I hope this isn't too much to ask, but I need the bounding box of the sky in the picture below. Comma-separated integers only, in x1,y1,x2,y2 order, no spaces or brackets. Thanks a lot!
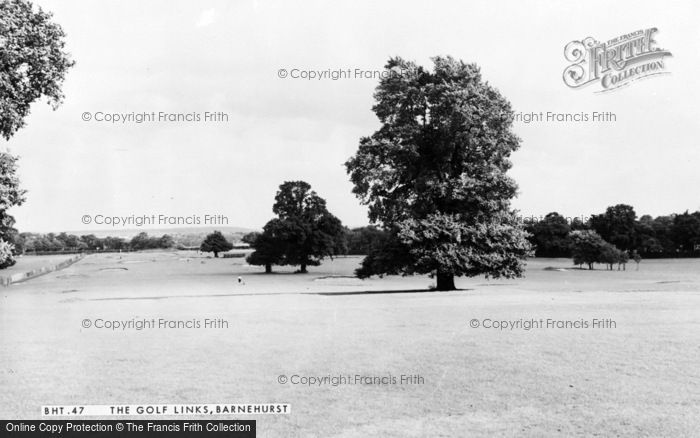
5,0,700,233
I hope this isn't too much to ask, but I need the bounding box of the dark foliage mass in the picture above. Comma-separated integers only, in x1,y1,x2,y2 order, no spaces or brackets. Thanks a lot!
199,230,233,257
525,205,700,259
0,0,75,140
246,181,346,273
345,56,531,290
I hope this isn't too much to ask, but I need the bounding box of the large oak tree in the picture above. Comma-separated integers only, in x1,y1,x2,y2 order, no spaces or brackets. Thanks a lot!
247,181,345,273
345,56,531,290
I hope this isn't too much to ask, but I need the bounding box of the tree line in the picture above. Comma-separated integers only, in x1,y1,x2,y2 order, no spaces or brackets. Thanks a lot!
13,232,175,255
526,205,700,259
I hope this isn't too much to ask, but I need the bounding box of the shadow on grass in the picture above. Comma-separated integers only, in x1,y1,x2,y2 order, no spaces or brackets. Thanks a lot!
316,288,471,296
87,288,471,301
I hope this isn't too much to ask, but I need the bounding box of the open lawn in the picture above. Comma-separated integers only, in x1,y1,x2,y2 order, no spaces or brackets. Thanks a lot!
1,252,699,437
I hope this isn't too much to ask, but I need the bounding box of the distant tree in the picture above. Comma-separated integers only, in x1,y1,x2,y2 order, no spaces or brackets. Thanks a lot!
617,249,629,271
345,56,531,290
569,230,608,270
129,232,149,251
80,234,102,250
344,226,389,255
631,250,642,270
590,204,637,251
526,212,572,257
598,242,624,271
650,215,676,256
570,217,590,231
0,0,75,140
635,215,662,256
103,236,126,251
158,234,175,249
262,181,345,273
199,230,233,257
671,211,700,254
56,232,80,249
241,232,259,246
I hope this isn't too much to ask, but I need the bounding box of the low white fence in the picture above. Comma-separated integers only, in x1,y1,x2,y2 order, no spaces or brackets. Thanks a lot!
0,254,86,287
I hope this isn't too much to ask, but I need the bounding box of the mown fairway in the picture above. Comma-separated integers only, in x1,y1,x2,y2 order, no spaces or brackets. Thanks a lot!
1,252,699,437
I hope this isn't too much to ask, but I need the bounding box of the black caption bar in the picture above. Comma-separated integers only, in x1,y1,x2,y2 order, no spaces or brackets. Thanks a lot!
0,421,255,438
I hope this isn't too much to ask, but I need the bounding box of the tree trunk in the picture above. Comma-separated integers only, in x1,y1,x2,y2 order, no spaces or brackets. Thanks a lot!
436,273,456,291
214,251,219,258
588,263,593,270
265,263,272,273
299,263,307,273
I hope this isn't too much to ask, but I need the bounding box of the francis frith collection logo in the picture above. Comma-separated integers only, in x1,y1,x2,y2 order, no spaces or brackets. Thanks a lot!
563,28,672,92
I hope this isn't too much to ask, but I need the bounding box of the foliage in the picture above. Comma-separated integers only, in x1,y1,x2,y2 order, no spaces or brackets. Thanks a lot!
344,226,389,255
525,212,572,257
0,0,75,139
248,181,345,273
569,230,628,270
17,231,176,253
199,231,233,257
244,226,283,273
0,239,16,268
671,211,700,253
0,153,26,258
569,230,608,269
524,207,700,260
589,204,637,251
345,56,531,289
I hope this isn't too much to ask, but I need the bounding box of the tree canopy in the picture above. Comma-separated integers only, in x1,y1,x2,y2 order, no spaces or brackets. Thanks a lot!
1,0,75,139
247,181,345,273
200,231,233,257
569,230,628,270
345,56,531,290
589,204,637,251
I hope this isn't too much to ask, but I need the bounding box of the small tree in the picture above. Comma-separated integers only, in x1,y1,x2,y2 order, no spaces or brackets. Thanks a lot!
569,230,607,270
598,242,621,271
617,250,629,271
631,250,642,270
200,231,233,257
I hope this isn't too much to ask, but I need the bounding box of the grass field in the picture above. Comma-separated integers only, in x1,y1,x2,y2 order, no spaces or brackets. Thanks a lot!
1,252,699,437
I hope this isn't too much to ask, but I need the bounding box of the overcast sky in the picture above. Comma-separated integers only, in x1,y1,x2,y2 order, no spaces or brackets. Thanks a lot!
5,0,699,233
